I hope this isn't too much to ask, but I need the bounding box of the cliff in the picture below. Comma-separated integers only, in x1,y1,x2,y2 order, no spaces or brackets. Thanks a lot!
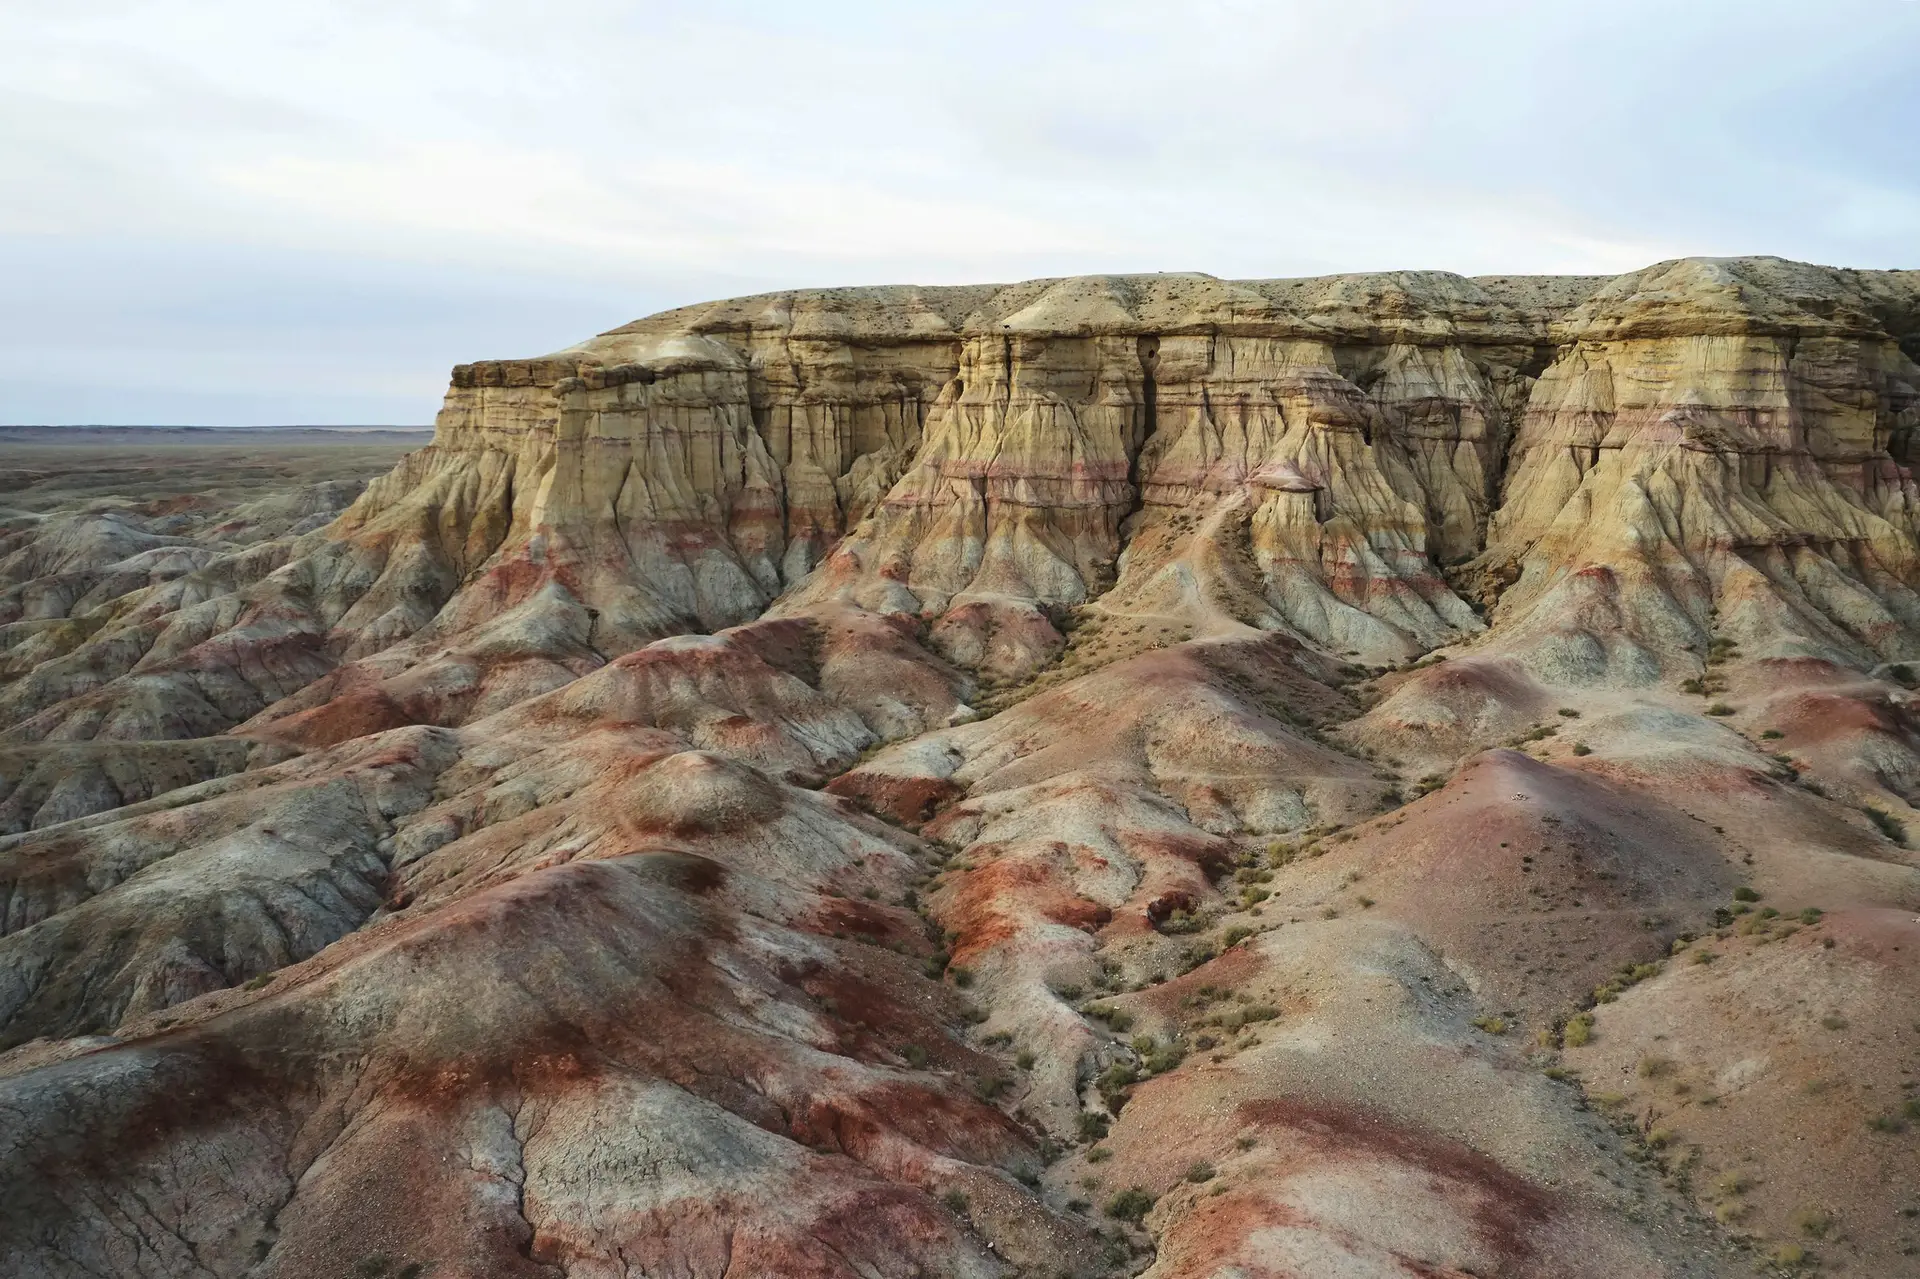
4,256,1920,1279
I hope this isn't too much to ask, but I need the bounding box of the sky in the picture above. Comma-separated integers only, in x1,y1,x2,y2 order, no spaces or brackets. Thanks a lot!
3,0,1918,426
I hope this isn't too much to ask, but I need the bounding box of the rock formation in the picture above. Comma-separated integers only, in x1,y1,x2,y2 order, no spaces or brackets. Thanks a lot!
4,257,1920,1277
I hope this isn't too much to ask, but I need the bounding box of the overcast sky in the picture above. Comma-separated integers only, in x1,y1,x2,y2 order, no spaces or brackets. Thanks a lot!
4,0,1918,425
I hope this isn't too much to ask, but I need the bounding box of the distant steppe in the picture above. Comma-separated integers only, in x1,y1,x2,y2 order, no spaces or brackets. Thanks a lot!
0,425,432,517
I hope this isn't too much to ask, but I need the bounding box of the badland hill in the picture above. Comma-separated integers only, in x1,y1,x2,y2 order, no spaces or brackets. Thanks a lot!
4,256,1920,1277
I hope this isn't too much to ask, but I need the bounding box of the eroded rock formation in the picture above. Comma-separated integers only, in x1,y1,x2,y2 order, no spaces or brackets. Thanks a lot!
5,257,1920,1278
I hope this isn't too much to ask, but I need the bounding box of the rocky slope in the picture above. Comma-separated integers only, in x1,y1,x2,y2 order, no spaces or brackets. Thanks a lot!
4,257,1920,1278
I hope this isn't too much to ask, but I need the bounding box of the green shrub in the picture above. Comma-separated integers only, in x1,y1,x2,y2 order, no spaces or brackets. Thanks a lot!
1571,742,1592,756
943,1189,970,1213
1705,703,1736,716
1760,728,1784,739
1563,1013,1594,1047
1078,1112,1110,1141
1732,886,1760,902
1105,1187,1156,1222
1558,707,1581,718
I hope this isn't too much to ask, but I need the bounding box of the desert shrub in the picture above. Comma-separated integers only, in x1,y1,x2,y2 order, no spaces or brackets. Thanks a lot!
1680,678,1705,694
244,972,275,991
1705,703,1736,716
1105,1187,1155,1222
1472,1015,1508,1035
943,1190,970,1213
1159,909,1205,935
949,966,974,988
1760,728,1784,739
1222,925,1255,948
1791,1205,1833,1238
1016,1050,1036,1069
1866,807,1908,846
1820,1014,1848,1031
1077,1111,1109,1141
1637,1054,1673,1079
1185,1160,1215,1183
902,1044,928,1068
1571,742,1592,756
1558,707,1581,718
1086,1144,1113,1163
1562,1013,1594,1047
1732,886,1760,902
1798,907,1823,924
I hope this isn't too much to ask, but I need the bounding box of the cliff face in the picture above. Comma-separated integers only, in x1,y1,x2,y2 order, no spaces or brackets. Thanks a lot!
347,257,1920,682
6,258,1920,1279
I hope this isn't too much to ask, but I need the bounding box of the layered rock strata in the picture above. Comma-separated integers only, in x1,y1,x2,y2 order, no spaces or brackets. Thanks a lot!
5,257,1920,1278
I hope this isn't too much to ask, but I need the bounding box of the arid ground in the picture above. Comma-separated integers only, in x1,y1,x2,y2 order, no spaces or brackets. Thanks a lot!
2,260,1919,1279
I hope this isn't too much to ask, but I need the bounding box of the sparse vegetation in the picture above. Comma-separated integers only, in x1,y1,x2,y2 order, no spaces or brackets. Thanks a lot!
1791,1205,1834,1239
1571,742,1592,756
1705,703,1736,716
1866,806,1909,846
1105,1187,1155,1222
1562,1013,1594,1047
1184,1160,1215,1183
1471,1015,1508,1035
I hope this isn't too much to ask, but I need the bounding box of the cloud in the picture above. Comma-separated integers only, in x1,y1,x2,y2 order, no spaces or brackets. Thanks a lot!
1,0,1916,423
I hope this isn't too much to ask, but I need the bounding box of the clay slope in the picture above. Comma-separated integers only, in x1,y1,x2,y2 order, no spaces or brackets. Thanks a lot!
4,256,1920,1278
